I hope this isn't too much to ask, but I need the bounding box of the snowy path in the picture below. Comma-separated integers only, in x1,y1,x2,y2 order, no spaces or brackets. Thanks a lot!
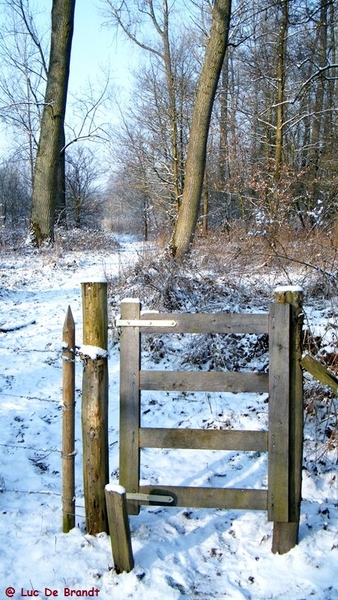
0,244,337,600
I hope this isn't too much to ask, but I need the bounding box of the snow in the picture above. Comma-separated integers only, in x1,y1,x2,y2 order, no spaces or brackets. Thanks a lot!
81,278,108,284
105,483,127,496
79,345,108,360
0,239,337,600
274,285,304,293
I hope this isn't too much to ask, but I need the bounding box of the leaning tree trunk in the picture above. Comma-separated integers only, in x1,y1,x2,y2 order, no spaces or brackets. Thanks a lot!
170,0,232,257
275,0,288,180
30,0,75,246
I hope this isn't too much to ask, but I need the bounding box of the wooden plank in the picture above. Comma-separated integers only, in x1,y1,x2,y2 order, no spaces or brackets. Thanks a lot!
119,299,141,515
140,370,269,393
105,484,134,574
139,312,268,334
268,302,290,523
138,485,268,511
300,353,338,395
272,288,304,554
139,427,268,452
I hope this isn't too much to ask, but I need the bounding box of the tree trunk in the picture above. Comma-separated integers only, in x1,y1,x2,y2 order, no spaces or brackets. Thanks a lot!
275,0,288,179
55,127,67,226
162,1,181,213
170,0,232,257
30,0,75,246
310,0,328,181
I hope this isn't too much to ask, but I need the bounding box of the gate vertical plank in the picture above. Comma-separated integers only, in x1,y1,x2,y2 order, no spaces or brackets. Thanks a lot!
268,302,290,523
272,287,304,554
119,299,141,515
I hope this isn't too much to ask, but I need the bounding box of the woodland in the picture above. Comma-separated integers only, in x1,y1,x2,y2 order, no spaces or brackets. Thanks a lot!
0,2,337,595
0,0,337,254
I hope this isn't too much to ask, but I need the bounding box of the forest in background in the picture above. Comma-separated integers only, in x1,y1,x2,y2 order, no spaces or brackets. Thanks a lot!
0,0,337,537
0,0,337,247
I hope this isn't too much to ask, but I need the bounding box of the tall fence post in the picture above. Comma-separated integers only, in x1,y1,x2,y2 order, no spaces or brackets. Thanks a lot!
62,306,75,533
81,281,109,535
271,286,304,554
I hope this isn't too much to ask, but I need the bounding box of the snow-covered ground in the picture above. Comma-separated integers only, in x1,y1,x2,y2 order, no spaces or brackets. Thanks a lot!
0,237,337,600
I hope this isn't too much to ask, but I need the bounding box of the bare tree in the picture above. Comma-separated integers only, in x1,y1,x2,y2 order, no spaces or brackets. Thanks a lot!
102,0,186,213
30,0,76,246
170,0,232,257
0,0,48,186
65,145,104,229
0,160,30,231
275,0,288,180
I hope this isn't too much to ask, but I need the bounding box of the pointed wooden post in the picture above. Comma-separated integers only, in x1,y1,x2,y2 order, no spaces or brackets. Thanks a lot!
81,281,109,535
271,286,304,554
62,306,76,533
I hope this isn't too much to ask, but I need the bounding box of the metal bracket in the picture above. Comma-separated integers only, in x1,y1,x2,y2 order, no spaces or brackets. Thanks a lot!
126,493,174,504
115,319,176,328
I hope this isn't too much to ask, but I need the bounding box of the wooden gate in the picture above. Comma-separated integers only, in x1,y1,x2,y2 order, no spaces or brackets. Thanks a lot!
114,287,303,556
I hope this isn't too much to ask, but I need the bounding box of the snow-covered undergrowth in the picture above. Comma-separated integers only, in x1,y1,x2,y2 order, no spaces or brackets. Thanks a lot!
0,231,337,599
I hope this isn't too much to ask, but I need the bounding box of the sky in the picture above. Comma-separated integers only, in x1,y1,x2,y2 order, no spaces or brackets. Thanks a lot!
0,0,137,159
70,0,135,97
66,0,134,154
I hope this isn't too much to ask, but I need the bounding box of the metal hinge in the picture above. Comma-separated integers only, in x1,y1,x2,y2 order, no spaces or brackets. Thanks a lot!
126,493,174,504
115,318,176,328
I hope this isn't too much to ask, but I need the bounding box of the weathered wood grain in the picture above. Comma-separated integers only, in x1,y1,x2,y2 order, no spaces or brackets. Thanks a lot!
139,311,269,334
119,299,141,515
139,427,268,451
139,485,268,511
268,302,290,523
271,288,304,555
105,484,134,574
140,370,269,393
81,282,109,534
62,305,75,533
300,353,338,395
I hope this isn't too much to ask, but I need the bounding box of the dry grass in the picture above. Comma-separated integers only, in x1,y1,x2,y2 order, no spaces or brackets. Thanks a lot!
109,226,337,466
193,226,337,293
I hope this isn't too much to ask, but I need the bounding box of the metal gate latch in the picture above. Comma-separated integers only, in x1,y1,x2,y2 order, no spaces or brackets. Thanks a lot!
115,319,176,328
126,493,174,504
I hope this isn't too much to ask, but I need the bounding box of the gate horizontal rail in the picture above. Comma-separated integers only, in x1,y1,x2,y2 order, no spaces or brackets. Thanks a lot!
140,370,269,393
139,427,268,451
117,311,269,334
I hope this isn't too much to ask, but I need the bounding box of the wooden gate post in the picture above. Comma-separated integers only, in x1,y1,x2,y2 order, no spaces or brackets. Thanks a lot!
81,281,109,535
62,306,75,533
119,299,141,516
105,484,134,573
271,286,304,554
